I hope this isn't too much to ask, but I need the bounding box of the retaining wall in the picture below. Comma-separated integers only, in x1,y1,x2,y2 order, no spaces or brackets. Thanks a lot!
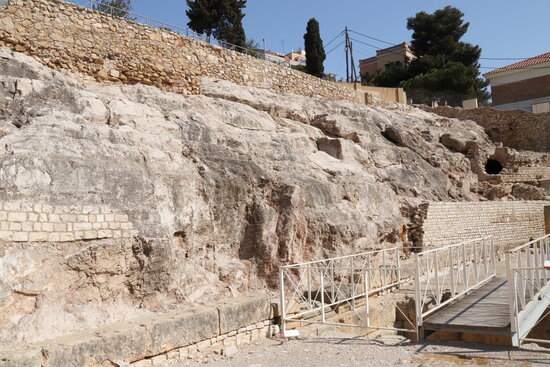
421,106,550,152
501,166,550,183
420,201,550,247
0,0,365,104
0,295,272,367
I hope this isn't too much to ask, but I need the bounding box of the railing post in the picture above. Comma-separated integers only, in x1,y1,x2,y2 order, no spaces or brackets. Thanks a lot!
434,251,440,305
505,253,516,332
449,247,456,295
473,240,479,283
364,270,370,327
330,261,335,303
414,253,422,328
279,266,286,334
491,237,497,275
307,265,312,308
351,257,355,309
396,249,401,286
482,238,488,278
462,242,468,291
382,249,387,287
320,270,325,323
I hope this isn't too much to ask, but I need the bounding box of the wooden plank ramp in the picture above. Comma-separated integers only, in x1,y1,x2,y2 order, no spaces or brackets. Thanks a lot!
423,277,513,335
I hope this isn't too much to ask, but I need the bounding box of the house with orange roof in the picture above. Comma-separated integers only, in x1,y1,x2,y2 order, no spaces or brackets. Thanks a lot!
484,52,550,113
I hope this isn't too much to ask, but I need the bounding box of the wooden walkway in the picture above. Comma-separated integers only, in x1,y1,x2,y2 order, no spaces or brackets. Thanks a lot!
423,277,513,335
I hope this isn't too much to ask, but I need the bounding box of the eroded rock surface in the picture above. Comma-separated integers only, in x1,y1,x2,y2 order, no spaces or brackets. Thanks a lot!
0,50,497,345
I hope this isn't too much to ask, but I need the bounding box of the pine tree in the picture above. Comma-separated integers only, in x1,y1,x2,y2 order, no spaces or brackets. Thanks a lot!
186,0,247,49
303,18,326,78
403,6,489,105
93,0,133,20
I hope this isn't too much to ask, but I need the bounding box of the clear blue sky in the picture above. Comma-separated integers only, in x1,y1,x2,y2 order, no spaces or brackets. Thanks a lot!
76,0,550,80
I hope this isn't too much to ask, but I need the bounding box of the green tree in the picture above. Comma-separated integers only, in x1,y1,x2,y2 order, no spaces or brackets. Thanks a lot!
93,0,133,19
403,6,489,105
186,0,247,48
364,61,411,87
303,18,326,78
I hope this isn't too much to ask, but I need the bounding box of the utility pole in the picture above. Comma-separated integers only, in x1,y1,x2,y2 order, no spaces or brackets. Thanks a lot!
345,27,350,83
344,27,358,83
263,39,267,61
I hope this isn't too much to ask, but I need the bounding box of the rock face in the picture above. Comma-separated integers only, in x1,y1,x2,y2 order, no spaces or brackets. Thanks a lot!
0,49,495,346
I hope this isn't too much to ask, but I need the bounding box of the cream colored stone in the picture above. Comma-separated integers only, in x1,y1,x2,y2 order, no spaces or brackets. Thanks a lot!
0,231,14,241
59,232,75,241
13,232,29,242
8,212,27,222
48,232,60,242
60,214,77,222
29,232,48,242
48,214,61,222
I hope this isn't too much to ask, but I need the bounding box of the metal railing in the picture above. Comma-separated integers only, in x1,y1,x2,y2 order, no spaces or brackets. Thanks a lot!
414,236,496,328
71,0,265,58
279,236,497,338
279,246,414,334
506,234,550,346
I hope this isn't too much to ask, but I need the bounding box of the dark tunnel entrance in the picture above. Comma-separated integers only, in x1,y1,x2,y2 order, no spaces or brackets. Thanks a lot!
485,159,503,175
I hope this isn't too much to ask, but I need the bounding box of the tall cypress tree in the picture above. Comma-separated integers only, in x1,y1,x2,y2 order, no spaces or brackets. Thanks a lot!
186,0,247,48
303,18,326,78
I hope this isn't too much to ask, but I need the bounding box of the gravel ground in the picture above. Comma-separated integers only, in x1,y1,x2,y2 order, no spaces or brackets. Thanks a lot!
172,329,550,367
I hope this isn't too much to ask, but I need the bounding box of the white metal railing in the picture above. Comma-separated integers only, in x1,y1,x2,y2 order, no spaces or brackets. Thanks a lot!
279,246,415,334
506,234,550,346
414,236,496,327
279,236,497,337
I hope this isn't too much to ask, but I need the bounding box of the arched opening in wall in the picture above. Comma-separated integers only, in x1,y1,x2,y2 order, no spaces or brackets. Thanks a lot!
485,159,503,175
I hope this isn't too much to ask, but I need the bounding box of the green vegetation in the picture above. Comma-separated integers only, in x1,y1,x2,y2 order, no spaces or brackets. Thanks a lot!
92,0,133,19
367,6,489,106
186,0,247,49
303,18,326,78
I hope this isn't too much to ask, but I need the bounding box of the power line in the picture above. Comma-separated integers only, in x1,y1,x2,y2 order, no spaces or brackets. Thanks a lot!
324,30,345,48
326,40,345,55
480,57,530,60
348,29,397,46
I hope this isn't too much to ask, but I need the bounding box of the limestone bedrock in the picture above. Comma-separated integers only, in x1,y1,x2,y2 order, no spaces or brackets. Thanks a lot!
0,49,494,346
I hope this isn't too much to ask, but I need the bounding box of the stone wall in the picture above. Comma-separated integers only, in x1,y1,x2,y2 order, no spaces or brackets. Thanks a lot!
419,201,550,247
0,0,365,104
0,202,135,242
0,295,273,367
421,106,550,152
501,166,550,183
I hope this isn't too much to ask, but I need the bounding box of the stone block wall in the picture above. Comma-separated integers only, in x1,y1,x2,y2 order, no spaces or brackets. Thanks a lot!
0,0,365,105
419,201,550,247
501,166,550,183
0,295,273,367
421,106,550,152
0,202,136,242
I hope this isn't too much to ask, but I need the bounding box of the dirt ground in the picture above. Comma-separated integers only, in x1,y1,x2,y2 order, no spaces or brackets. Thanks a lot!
173,329,550,367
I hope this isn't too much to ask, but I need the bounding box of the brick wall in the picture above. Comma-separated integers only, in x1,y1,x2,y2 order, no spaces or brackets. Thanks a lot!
0,202,136,242
420,201,550,246
492,74,550,106
421,106,550,152
0,0,366,105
